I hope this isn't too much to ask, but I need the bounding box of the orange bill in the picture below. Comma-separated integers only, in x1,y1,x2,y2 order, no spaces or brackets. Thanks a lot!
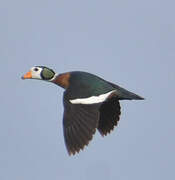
21,71,32,79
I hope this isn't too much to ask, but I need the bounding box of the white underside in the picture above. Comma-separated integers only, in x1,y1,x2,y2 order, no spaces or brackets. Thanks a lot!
69,90,116,104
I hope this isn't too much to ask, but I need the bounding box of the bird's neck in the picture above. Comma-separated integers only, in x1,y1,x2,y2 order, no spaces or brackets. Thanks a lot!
52,73,70,89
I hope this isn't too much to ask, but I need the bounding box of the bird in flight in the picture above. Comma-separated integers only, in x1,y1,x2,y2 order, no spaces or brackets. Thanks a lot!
22,66,144,155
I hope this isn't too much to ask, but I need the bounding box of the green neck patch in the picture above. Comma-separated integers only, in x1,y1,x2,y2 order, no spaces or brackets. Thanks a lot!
41,67,55,80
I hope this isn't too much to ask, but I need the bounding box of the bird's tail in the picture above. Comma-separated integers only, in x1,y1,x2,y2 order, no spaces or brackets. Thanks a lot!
108,82,144,100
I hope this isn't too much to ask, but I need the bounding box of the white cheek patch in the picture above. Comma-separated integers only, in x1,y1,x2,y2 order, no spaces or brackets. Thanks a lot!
69,90,116,104
31,67,42,79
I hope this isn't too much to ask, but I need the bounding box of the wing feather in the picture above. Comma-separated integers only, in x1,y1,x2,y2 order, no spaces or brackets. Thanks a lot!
98,96,121,136
63,97,99,155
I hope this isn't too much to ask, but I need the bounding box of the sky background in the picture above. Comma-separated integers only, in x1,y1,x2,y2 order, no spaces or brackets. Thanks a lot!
1,0,175,179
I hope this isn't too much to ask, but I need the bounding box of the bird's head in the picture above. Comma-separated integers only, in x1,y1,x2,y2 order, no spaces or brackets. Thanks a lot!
22,66,57,81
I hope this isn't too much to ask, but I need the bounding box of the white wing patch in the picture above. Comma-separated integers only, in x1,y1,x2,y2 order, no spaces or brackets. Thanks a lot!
69,90,116,104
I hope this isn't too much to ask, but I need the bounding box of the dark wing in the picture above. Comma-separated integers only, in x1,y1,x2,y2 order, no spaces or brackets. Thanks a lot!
63,96,100,155
98,95,121,136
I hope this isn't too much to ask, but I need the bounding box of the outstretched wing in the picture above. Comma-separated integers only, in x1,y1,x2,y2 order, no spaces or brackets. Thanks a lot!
63,96,100,155
98,95,121,136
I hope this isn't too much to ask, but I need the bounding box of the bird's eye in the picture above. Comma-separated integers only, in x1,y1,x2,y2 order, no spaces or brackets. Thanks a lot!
34,68,39,72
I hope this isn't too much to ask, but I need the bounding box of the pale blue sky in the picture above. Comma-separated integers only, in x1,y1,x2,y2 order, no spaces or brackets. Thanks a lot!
1,0,175,179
